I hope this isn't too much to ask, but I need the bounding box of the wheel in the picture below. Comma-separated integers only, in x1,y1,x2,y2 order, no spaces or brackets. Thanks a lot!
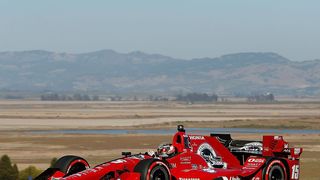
134,159,170,180
263,160,287,180
53,155,90,176
149,165,169,180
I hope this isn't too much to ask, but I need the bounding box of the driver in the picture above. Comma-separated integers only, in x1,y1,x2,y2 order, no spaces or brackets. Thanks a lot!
157,143,176,158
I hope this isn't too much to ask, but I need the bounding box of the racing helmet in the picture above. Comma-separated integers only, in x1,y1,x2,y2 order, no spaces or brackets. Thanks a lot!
157,143,176,157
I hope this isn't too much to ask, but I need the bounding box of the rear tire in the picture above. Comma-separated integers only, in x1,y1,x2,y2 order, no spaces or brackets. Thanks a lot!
263,160,287,180
54,155,89,176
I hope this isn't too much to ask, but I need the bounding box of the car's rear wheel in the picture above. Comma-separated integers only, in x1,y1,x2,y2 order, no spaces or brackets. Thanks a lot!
263,160,287,180
134,159,170,180
268,165,284,180
54,155,90,176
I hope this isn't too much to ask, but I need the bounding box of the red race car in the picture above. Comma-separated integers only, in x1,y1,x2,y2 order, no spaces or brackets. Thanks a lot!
36,125,302,180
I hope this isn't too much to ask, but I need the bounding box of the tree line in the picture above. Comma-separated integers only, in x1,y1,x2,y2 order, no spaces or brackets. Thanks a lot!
175,93,218,103
41,93,99,101
39,92,275,103
0,154,57,180
247,93,275,102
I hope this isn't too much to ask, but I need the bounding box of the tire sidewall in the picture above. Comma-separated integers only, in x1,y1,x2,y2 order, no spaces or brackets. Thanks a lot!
263,159,287,180
54,155,89,175
134,159,170,180
147,161,170,180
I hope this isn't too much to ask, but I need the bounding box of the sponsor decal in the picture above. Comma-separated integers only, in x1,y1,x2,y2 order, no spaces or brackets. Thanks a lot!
219,177,240,180
283,148,290,153
179,178,200,180
202,168,216,173
197,143,220,167
245,158,265,169
191,164,198,169
197,143,217,158
230,177,240,180
171,163,177,168
111,159,126,164
127,155,145,160
251,178,260,180
294,148,301,155
247,158,265,163
291,165,300,179
283,144,290,152
274,136,282,140
181,161,191,164
180,156,191,161
189,135,205,140
182,169,192,172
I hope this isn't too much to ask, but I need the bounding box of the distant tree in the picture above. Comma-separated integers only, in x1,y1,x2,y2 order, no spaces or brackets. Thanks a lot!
73,93,82,101
12,164,19,179
50,157,58,168
41,93,60,101
0,155,19,180
92,95,100,101
41,93,99,101
247,92,275,102
176,93,218,103
110,96,122,101
19,166,42,180
59,95,67,101
4,95,23,100
82,94,91,101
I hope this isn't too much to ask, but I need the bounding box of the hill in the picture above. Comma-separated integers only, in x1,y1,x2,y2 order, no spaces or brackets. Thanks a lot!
0,50,319,95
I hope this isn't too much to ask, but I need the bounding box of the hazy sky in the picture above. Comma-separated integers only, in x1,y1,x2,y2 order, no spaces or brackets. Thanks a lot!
0,0,319,61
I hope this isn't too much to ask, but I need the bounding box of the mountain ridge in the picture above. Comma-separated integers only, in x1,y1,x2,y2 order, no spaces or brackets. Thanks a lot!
0,50,319,96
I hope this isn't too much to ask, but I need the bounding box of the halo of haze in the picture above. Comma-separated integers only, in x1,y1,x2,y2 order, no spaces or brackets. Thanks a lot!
0,0,319,61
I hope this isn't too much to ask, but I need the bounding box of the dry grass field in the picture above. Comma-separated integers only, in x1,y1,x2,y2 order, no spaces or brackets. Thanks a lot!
0,100,319,179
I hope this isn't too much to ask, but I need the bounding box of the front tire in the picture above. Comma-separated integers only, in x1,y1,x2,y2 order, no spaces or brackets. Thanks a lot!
134,159,170,180
54,155,90,176
149,164,169,180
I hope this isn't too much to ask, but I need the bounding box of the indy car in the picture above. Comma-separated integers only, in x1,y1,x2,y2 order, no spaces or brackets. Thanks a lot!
36,125,302,180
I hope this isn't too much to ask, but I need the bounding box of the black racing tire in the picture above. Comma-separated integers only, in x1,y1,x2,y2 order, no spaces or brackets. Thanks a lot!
134,159,170,180
54,155,90,176
263,159,287,180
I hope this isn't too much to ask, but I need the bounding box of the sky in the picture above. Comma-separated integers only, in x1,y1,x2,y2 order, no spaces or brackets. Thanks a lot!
0,0,319,61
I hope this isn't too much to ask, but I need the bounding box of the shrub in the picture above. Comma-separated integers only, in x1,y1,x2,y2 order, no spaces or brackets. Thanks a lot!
0,155,19,180
19,166,42,180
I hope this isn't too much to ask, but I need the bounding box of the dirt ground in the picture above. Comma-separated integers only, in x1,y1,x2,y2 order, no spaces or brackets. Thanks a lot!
0,100,319,179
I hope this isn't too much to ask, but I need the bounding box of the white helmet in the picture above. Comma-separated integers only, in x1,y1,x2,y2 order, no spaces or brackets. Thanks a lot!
157,143,175,157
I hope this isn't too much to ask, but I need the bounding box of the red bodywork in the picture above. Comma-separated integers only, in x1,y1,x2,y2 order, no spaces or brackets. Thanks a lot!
37,127,302,180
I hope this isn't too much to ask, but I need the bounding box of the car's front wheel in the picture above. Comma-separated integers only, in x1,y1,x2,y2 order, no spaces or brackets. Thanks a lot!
54,155,90,176
149,164,169,180
134,159,170,180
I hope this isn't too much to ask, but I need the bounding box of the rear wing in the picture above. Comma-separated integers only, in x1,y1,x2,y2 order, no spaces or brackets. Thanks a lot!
262,135,302,159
